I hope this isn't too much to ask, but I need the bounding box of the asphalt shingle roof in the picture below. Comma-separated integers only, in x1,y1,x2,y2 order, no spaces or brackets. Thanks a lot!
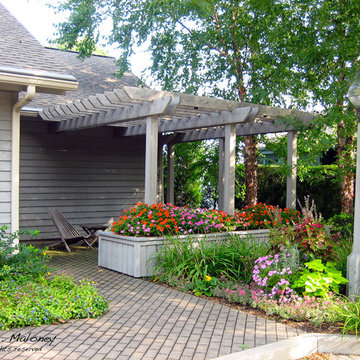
0,2,68,75
28,48,140,108
0,2,140,109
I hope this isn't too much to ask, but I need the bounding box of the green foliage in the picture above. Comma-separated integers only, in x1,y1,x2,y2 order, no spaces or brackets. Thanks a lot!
0,245,50,284
327,213,354,239
335,297,360,336
172,141,215,208
255,295,343,327
0,225,39,259
334,237,353,280
0,225,47,283
293,259,348,299
256,165,342,218
297,167,342,219
268,218,341,263
193,275,218,296
154,234,269,285
292,219,340,262
0,274,108,330
0,225,108,330
53,0,360,213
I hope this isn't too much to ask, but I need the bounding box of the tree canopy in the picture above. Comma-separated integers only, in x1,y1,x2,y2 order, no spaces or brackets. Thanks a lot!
53,0,360,213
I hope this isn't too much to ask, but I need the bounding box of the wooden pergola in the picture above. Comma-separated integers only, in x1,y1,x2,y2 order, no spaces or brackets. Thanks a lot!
40,86,315,213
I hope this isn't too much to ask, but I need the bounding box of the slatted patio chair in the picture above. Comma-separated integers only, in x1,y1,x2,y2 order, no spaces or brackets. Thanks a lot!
47,208,92,252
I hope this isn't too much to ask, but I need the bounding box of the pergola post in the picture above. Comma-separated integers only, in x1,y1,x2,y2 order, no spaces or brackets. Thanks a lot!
145,116,159,204
167,143,175,204
157,140,164,204
218,138,225,211
286,130,298,209
348,121,360,296
223,124,236,214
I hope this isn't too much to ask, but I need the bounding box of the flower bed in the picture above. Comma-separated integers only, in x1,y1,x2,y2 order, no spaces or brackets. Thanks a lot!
111,202,300,237
99,203,300,277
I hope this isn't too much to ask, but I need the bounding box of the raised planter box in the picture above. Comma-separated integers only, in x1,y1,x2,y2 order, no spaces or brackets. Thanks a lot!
98,229,270,278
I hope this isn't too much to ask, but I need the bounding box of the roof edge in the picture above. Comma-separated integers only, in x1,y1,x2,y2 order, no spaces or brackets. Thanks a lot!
0,65,78,94
0,65,77,82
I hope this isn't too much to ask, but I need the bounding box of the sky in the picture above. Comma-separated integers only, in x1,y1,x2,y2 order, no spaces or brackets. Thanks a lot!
0,0,147,77
1,0,66,45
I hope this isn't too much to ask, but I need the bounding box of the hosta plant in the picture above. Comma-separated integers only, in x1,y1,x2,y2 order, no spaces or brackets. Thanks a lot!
292,259,348,299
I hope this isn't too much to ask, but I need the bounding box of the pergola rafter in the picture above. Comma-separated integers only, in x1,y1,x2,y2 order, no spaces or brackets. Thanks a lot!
39,86,316,213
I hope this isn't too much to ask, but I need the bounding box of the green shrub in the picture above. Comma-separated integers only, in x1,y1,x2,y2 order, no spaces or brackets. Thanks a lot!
0,225,39,261
0,274,108,330
269,219,341,263
327,213,354,238
250,165,342,219
1,245,50,283
0,225,49,283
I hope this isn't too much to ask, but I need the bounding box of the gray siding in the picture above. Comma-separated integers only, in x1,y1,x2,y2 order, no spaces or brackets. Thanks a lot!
0,92,13,227
20,119,145,239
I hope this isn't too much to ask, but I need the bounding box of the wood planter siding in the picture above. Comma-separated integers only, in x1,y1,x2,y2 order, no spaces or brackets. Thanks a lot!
98,229,270,278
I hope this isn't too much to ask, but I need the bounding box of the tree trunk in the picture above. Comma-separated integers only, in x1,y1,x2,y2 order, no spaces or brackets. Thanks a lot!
235,75,258,207
244,135,258,205
337,119,355,215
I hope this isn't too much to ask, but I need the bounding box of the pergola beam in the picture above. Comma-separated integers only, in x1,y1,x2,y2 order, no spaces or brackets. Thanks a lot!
173,119,309,143
115,109,312,142
123,86,315,122
117,106,255,136
124,86,241,112
54,96,173,132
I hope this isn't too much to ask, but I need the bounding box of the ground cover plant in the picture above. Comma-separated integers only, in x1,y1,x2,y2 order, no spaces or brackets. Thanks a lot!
0,225,108,330
111,202,300,237
151,204,358,335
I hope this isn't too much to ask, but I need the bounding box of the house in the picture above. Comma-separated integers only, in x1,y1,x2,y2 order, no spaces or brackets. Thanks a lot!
0,3,314,241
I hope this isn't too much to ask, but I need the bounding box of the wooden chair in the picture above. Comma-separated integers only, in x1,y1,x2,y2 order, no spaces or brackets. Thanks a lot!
47,208,92,252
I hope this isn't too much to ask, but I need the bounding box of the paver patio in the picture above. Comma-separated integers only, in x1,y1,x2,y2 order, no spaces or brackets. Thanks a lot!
0,247,304,360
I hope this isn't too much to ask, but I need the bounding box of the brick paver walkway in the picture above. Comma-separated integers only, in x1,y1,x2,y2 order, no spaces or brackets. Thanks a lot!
0,248,304,359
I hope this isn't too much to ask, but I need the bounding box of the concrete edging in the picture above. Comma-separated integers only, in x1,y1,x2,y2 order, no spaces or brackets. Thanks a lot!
212,334,360,360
